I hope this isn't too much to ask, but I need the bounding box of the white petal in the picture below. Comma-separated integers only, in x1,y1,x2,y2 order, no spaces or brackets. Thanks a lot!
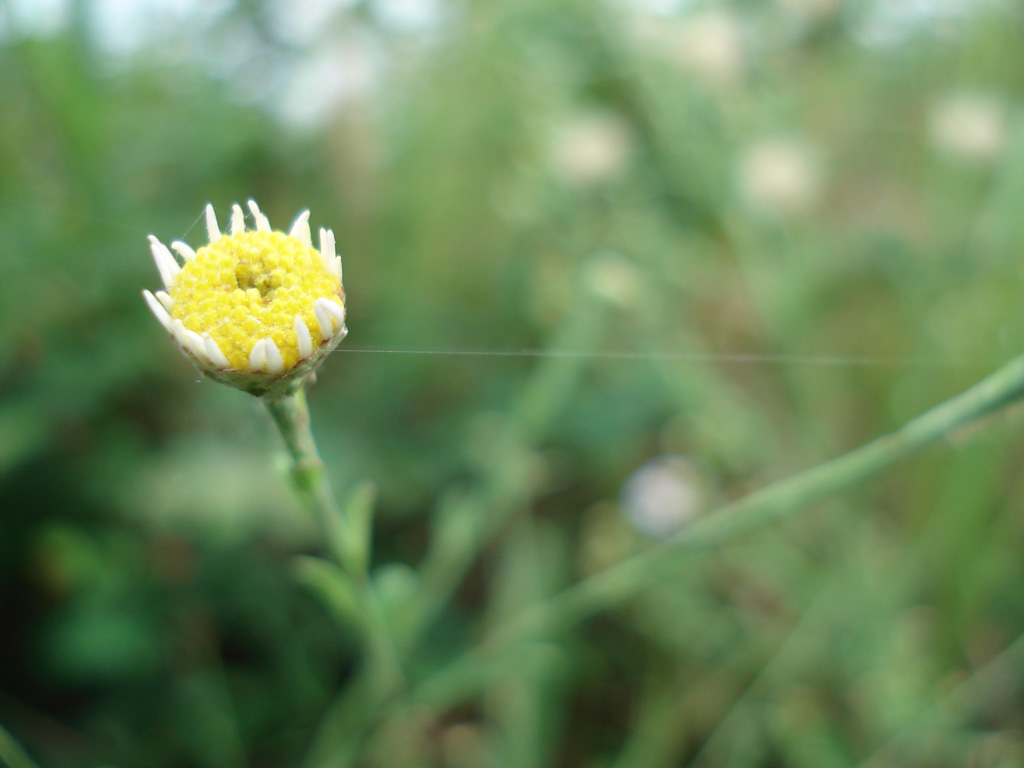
184,329,209,364
148,235,180,289
247,199,271,232
142,289,172,330
289,210,311,247
171,241,196,261
313,301,332,342
264,338,285,375
230,203,245,235
294,315,313,358
155,290,173,313
317,297,346,328
204,203,221,241
249,339,268,372
318,228,336,273
333,254,343,283
173,319,209,364
203,333,231,368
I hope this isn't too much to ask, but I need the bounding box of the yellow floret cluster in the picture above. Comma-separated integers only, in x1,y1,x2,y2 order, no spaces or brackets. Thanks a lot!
169,230,343,372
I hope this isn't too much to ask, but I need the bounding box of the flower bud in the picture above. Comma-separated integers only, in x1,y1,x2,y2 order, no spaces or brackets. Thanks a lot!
142,200,347,397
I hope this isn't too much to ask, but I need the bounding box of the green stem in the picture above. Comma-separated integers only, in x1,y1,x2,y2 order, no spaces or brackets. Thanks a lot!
264,390,403,694
0,723,40,768
405,351,1024,711
264,391,350,569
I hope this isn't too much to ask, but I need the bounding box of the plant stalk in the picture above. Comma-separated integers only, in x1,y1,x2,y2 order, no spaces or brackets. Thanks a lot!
404,350,1024,710
264,389,403,695
0,723,40,768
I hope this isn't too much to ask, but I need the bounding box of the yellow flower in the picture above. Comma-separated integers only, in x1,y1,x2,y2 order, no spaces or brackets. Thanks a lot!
143,200,347,396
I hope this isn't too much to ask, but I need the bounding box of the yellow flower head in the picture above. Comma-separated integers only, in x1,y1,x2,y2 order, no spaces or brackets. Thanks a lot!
143,200,347,396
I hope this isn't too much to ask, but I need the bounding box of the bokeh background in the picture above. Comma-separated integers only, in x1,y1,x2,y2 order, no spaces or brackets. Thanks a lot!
4,0,1024,765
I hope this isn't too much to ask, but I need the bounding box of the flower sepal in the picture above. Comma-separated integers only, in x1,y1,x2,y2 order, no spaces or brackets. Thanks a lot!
199,322,348,398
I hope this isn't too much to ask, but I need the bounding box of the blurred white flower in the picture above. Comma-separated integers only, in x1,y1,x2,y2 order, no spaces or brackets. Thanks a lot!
5,0,70,39
373,0,442,32
614,0,692,15
92,0,231,59
549,112,634,186
852,0,1001,48
583,252,641,308
274,35,378,129
928,93,1009,164
672,10,745,89
628,9,744,90
739,139,822,217
622,456,704,538
271,0,356,46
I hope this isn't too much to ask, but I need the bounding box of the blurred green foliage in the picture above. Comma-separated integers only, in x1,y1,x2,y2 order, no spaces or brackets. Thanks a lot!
4,0,1024,766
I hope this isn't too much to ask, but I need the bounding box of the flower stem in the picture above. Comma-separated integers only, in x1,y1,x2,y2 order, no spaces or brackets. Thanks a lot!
0,723,40,768
400,349,1024,711
264,389,403,694
265,390,355,572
